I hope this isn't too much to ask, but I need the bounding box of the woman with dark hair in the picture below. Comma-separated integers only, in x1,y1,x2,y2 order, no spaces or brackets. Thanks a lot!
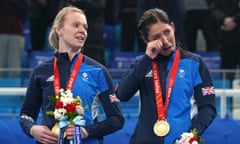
116,8,216,144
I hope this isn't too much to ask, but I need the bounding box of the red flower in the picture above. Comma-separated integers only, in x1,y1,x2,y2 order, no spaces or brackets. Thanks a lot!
189,137,198,144
65,103,76,113
55,100,63,109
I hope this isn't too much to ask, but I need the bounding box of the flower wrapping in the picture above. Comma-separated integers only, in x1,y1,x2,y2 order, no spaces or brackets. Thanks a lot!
174,129,204,144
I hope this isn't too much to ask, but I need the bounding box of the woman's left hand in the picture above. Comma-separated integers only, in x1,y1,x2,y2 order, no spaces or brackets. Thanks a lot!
65,125,75,140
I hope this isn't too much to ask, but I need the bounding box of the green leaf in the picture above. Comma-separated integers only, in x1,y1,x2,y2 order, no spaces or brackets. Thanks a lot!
48,96,56,105
46,111,54,115
190,128,204,144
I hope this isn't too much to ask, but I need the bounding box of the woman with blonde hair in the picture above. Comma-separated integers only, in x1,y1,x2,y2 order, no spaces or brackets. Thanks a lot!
20,6,124,144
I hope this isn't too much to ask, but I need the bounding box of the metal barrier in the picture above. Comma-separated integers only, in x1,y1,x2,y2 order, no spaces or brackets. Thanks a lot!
0,68,240,119
0,87,240,119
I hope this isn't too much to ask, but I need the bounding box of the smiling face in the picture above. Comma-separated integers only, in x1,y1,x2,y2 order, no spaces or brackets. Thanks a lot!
146,21,176,56
56,11,88,52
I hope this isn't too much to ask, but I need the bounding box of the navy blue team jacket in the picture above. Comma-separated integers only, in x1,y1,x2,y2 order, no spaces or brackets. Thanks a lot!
116,48,216,144
20,53,124,144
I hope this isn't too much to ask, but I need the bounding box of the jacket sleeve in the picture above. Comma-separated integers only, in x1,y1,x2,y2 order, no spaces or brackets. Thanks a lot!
116,55,152,101
19,69,42,137
190,57,217,135
84,65,124,138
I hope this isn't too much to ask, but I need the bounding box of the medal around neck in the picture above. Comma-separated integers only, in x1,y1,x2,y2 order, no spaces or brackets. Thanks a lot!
153,120,170,137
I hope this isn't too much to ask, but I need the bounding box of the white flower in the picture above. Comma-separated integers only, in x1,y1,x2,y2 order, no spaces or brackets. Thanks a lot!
59,88,65,93
54,108,67,120
175,132,198,144
181,132,194,138
181,132,194,142
59,89,75,105
60,96,74,106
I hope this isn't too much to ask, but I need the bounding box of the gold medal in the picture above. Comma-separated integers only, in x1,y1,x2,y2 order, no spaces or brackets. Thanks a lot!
51,123,60,135
51,123,66,137
153,120,170,137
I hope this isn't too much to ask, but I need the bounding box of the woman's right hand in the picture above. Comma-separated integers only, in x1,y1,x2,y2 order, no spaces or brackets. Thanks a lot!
145,39,163,59
30,125,58,144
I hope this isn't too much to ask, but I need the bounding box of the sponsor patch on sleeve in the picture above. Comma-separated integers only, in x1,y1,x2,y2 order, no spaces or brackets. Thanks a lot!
201,86,215,96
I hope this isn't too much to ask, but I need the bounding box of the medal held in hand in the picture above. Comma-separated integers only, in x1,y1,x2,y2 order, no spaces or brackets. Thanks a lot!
52,123,60,135
153,120,170,137
152,49,180,137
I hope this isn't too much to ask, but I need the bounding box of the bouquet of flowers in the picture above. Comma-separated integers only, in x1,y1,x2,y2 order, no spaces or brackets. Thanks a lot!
47,88,88,134
174,129,204,144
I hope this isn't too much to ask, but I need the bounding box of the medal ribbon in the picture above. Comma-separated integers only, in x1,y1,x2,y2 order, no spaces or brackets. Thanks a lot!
53,53,83,95
53,53,83,144
152,49,180,120
74,126,82,144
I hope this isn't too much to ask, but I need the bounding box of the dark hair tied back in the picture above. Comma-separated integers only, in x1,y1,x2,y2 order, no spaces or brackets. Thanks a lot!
137,8,171,39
